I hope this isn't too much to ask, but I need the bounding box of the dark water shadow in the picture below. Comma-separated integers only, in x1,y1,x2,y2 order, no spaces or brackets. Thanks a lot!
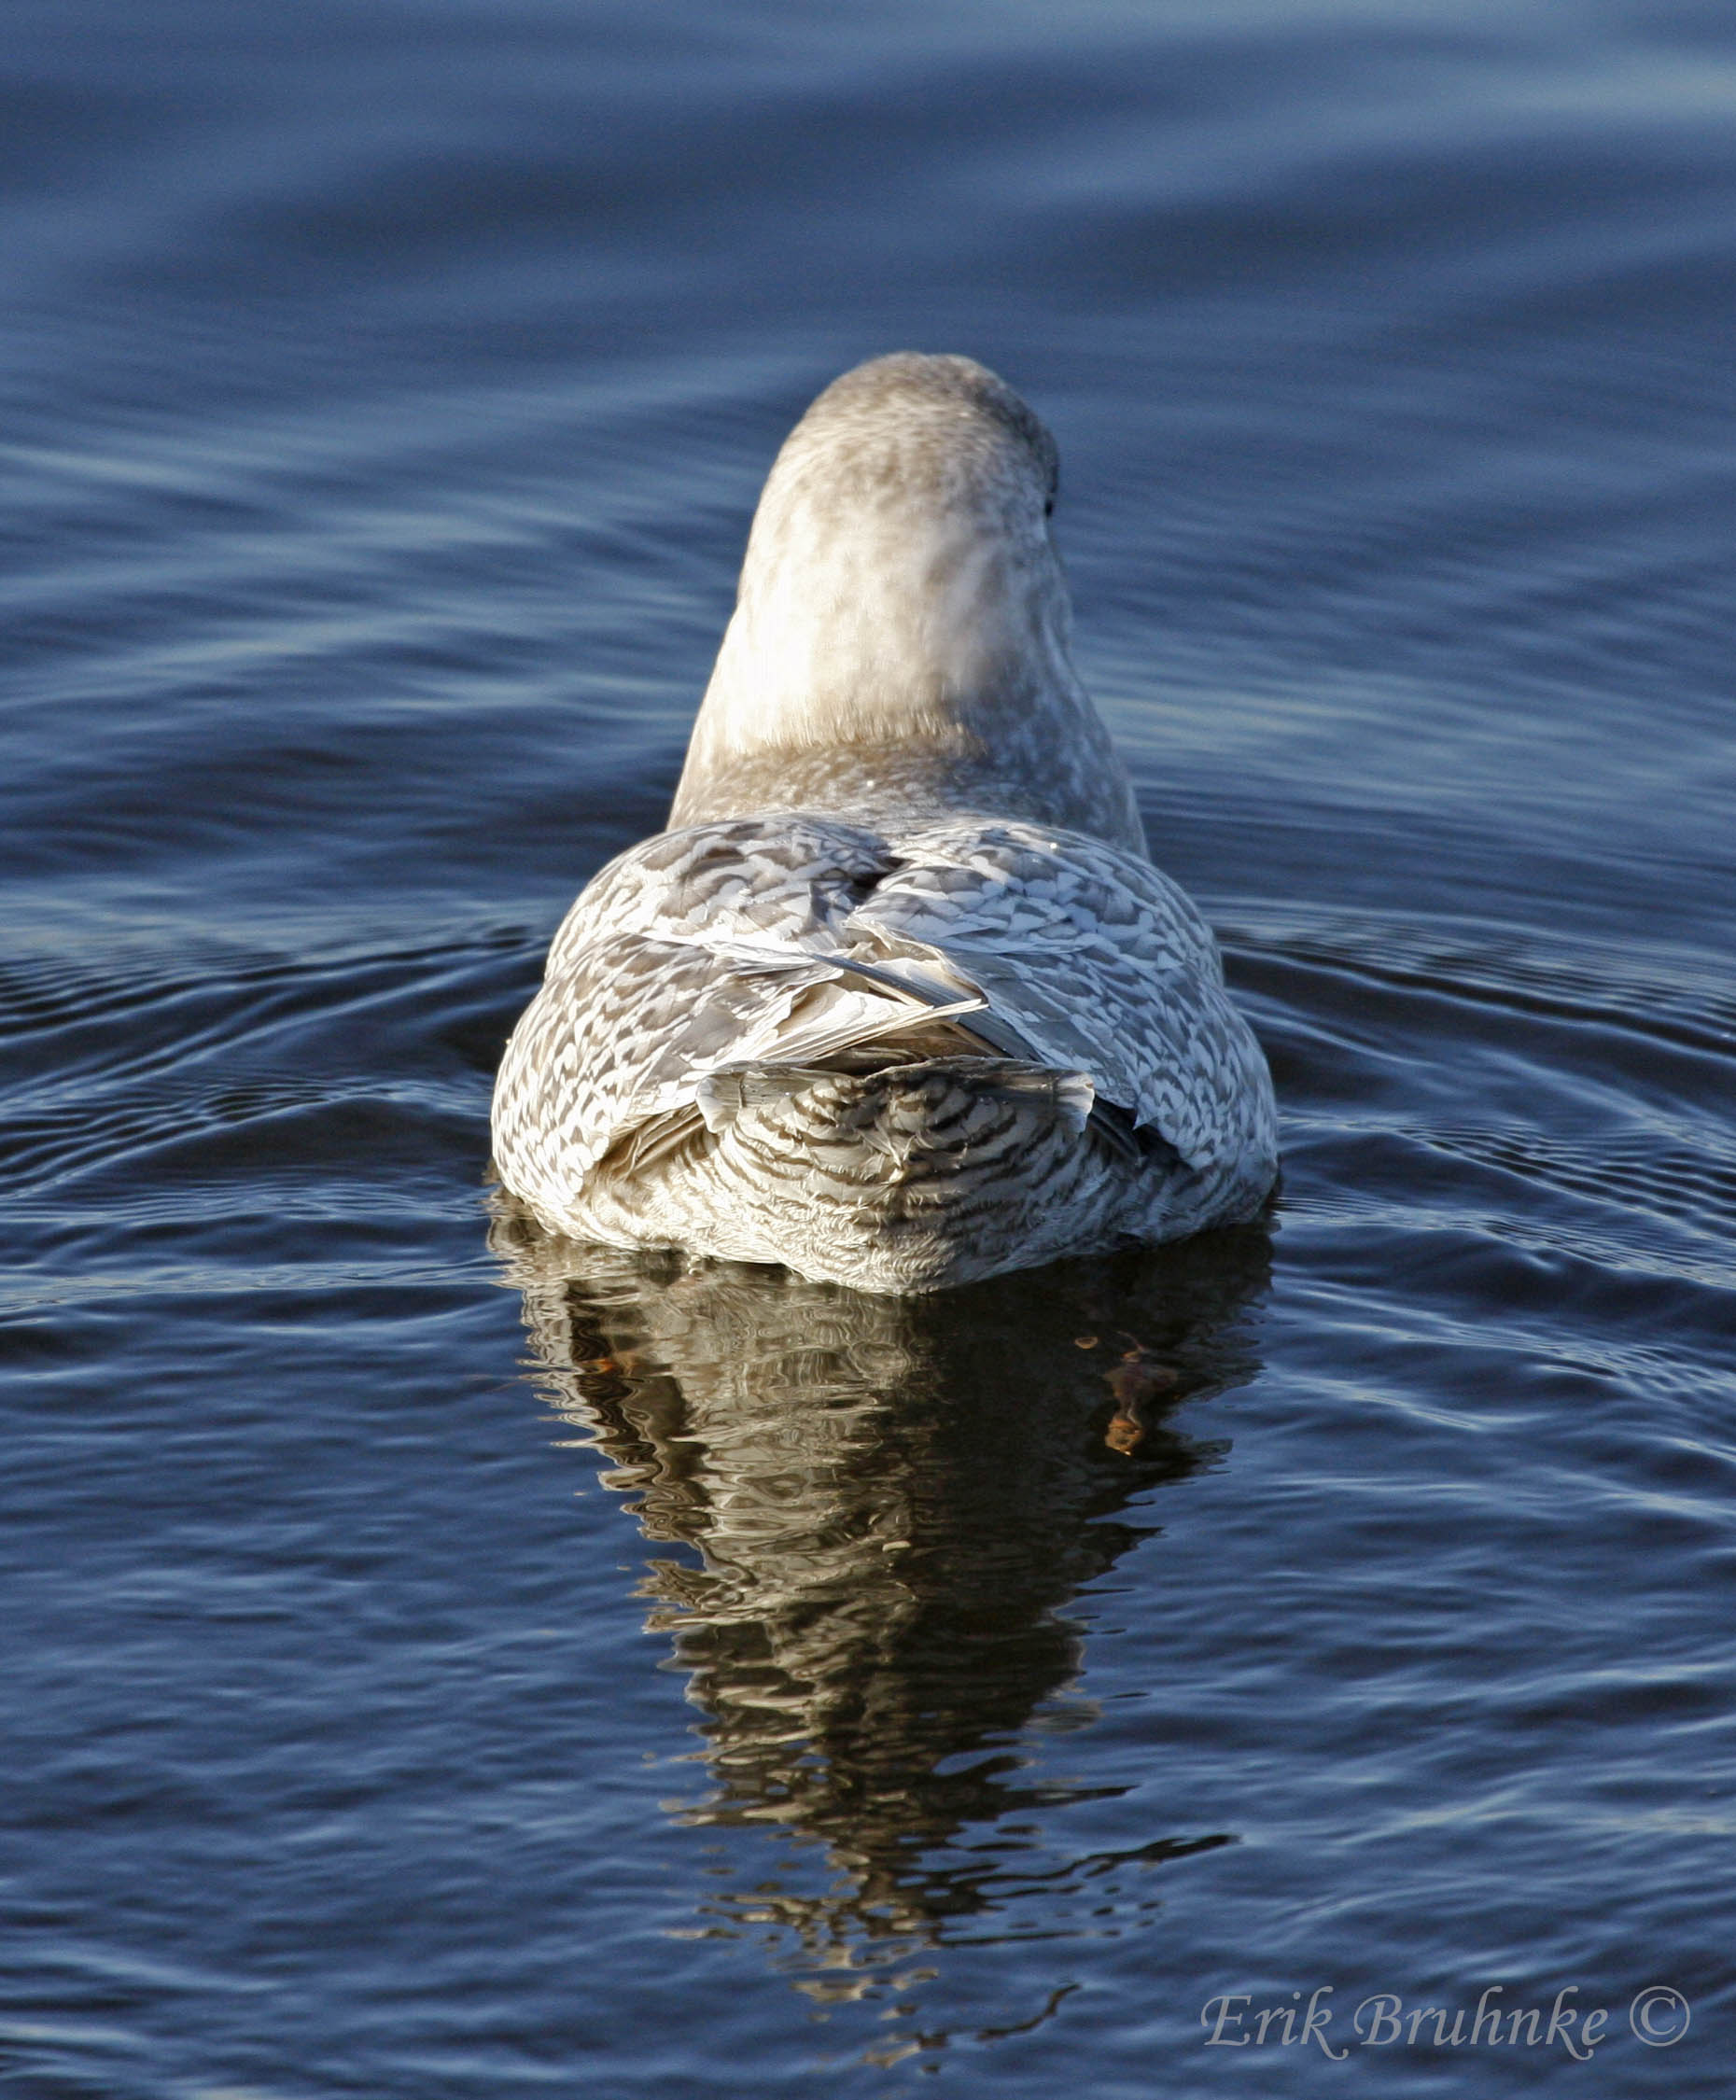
490,1201,1272,1975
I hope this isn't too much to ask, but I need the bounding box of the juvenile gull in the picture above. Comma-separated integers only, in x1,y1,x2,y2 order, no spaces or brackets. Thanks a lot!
492,354,1277,1292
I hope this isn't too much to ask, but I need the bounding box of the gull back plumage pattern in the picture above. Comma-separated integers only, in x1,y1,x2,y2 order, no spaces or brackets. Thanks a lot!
491,355,1277,1291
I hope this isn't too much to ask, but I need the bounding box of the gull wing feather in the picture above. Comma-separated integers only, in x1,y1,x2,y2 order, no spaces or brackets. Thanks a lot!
540,815,897,980
846,819,1273,1171
492,812,1272,1208
495,819,985,1190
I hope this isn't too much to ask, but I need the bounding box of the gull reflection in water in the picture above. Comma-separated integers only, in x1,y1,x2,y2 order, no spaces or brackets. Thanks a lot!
490,1198,1270,2017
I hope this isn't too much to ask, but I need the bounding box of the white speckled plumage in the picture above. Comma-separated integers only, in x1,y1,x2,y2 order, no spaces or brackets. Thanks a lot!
492,354,1277,1291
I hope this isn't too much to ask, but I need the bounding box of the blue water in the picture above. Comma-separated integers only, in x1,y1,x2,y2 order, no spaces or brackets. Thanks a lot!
5,3,1734,2093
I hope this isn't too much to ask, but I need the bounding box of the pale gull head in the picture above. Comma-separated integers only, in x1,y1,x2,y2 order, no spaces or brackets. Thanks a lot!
672,354,1142,852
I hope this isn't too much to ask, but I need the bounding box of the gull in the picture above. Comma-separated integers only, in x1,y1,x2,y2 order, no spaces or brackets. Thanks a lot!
491,354,1277,1292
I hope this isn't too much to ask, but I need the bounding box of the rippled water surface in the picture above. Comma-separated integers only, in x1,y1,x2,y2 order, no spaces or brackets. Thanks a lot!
5,2,1734,2093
